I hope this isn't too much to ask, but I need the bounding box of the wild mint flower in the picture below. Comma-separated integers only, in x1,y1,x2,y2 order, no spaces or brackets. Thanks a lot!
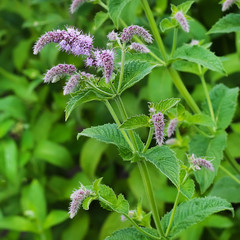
190,154,214,172
129,42,150,53
70,0,90,14
33,27,93,56
69,184,91,219
107,31,118,41
152,113,165,146
222,0,237,11
121,25,153,43
96,49,115,83
63,74,80,95
168,118,178,138
174,11,189,32
44,64,76,83
190,39,199,46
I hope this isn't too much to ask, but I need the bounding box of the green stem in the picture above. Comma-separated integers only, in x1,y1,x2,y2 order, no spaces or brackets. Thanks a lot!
98,0,108,10
140,0,168,61
170,28,178,58
219,165,240,185
198,66,215,122
224,149,240,174
143,127,154,153
117,44,126,93
87,81,113,96
165,190,180,237
168,68,201,114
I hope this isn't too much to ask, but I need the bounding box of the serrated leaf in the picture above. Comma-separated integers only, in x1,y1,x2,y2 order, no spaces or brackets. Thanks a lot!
160,18,177,32
43,210,68,229
208,14,240,34
152,98,181,114
177,1,194,13
174,45,226,74
78,123,133,160
180,178,195,199
94,11,109,29
119,115,150,130
140,146,180,187
82,196,98,210
93,178,103,193
184,112,215,128
202,84,239,130
65,90,106,121
108,0,132,28
161,197,233,238
120,61,157,93
189,130,227,193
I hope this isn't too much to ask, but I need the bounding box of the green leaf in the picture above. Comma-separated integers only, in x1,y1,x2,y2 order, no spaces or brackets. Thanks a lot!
177,1,194,13
189,131,227,193
161,197,233,238
34,140,73,169
82,196,98,210
151,98,181,114
80,138,107,178
120,61,157,93
210,176,240,203
119,115,150,130
202,84,239,130
184,112,215,128
160,18,177,32
108,0,132,28
43,210,69,229
202,215,233,229
140,146,180,187
0,216,37,233
105,227,153,240
94,11,109,30
180,178,195,199
208,14,240,34
173,60,200,75
174,45,226,74
65,90,106,121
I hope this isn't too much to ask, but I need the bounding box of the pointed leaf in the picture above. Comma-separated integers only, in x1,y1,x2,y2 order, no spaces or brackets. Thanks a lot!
43,210,69,229
119,115,150,130
94,11,109,29
151,98,181,114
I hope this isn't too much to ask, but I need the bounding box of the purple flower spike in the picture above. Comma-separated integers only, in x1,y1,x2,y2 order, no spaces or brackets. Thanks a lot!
107,31,118,41
63,74,80,95
33,27,93,56
44,64,76,83
168,118,178,138
190,154,214,172
70,0,88,14
152,112,165,146
96,49,115,83
69,184,91,219
121,25,153,43
129,42,150,53
222,0,236,11
174,11,189,32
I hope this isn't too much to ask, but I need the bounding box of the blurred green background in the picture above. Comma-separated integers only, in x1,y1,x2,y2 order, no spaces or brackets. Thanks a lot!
1,0,240,239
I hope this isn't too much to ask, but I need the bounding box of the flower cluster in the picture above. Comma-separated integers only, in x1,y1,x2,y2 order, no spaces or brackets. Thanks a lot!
44,64,76,83
33,27,93,56
168,118,178,137
129,42,149,53
69,185,91,219
174,11,189,32
152,113,165,146
190,154,214,172
70,0,90,14
222,0,237,11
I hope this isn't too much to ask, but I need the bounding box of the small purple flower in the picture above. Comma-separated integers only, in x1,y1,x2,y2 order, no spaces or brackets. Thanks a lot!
121,25,153,43
222,0,236,11
33,27,93,56
96,49,115,83
190,39,199,46
70,0,88,14
129,42,150,53
152,113,165,146
190,154,214,172
63,74,80,95
69,184,91,219
168,118,178,138
44,64,76,83
107,30,118,41
120,215,126,222
174,11,189,33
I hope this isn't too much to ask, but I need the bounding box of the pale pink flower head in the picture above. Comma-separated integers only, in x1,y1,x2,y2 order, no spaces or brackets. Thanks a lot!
174,11,189,32
107,30,118,41
44,64,76,83
168,118,178,138
190,154,214,172
129,42,150,53
190,39,199,46
222,0,237,11
63,74,80,95
152,112,165,146
70,0,89,14
69,184,91,219
121,25,153,43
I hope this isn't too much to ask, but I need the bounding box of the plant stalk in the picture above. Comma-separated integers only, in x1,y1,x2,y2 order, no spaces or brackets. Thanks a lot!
170,28,178,58
219,165,240,185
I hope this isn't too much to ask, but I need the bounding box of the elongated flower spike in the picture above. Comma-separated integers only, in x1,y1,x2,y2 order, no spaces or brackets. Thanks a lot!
174,11,189,32
129,42,150,53
44,64,76,83
152,113,165,146
63,74,80,95
121,25,153,43
222,0,237,11
69,184,91,219
168,118,178,138
33,27,93,56
190,154,214,172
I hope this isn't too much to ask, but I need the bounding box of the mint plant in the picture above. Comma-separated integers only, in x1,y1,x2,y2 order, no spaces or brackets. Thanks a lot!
32,0,240,239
